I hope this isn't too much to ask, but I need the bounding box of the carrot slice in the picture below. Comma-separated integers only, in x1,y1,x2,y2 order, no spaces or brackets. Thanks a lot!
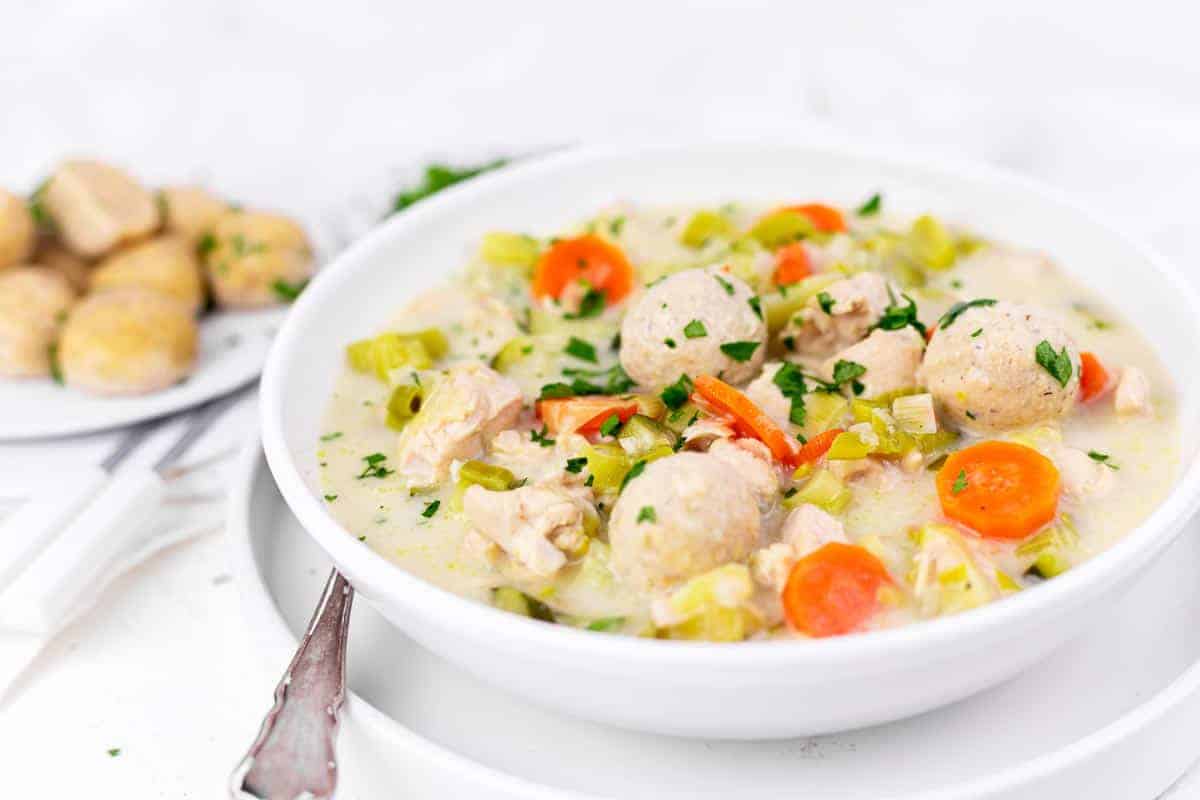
783,543,892,637
785,203,847,233
536,397,638,436
936,441,1060,540
773,242,812,285
531,235,634,304
693,375,798,464
795,428,843,465
1079,351,1110,402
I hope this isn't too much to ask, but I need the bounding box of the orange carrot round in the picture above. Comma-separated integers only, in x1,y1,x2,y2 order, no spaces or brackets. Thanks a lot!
773,242,813,286
795,428,843,465
1079,351,1110,402
785,203,847,233
936,441,1060,540
531,235,634,304
693,375,798,464
783,543,892,637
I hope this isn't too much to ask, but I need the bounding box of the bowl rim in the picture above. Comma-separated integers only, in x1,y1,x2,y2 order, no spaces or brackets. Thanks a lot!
261,140,1200,669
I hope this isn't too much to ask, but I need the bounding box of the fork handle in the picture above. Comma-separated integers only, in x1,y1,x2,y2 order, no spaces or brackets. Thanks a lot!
232,570,353,800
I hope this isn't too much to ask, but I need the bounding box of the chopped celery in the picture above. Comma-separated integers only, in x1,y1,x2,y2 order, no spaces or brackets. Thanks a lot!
908,215,956,270
800,392,849,439
748,210,815,249
680,210,737,248
490,336,534,373
583,443,632,493
664,402,701,435
628,393,668,421
641,444,675,464
784,469,852,514
617,414,677,456
492,587,556,622
891,393,938,435
1017,520,1079,579
451,460,518,511
385,384,424,431
826,431,872,460
762,273,842,333
914,429,958,454
479,232,541,270
346,329,449,381
661,564,759,643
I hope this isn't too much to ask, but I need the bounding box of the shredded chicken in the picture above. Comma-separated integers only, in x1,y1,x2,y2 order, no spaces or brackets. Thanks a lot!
462,481,594,576
1114,366,1152,416
750,504,848,593
781,272,892,357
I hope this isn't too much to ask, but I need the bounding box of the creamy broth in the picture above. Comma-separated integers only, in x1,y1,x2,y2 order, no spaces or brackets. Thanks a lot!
318,201,1178,641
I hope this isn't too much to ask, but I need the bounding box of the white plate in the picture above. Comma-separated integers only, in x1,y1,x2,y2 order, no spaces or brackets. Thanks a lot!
0,307,284,441
229,442,1200,799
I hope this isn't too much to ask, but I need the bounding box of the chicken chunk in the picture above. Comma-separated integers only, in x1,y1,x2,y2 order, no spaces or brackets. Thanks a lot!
780,271,892,358
608,452,761,592
0,267,75,378
41,160,160,257
394,362,522,486
0,189,36,269
919,301,1080,432
821,327,924,399
707,437,780,505
1114,366,1151,416
1057,447,1116,499
619,266,767,388
751,504,848,592
90,235,205,314
462,481,593,576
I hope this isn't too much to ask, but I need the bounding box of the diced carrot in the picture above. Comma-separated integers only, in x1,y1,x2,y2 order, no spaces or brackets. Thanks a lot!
785,203,847,233
783,543,892,637
795,428,844,465
936,441,1060,540
531,235,635,304
536,397,638,436
773,242,812,285
1079,351,1110,402
692,375,798,464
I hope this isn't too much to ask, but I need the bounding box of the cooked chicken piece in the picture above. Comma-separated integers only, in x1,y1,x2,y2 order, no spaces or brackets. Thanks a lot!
1057,447,1116,499
58,287,197,394
744,362,792,429
203,211,313,308
487,427,589,484
462,481,594,576
41,160,160,257
394,362,522,487
619,266,766,388
919,301,1080,432
160,185,229,241
707,437,780,505
751,504,848,593
90,235,205,313
460,529,501,568
608,452,761,592
0,267,75,377
780,271,893,358
1114,366,1151,416
0,189,36,269
34,239,92,292
750,543,799,594
679,416,734,450
821,327,924,399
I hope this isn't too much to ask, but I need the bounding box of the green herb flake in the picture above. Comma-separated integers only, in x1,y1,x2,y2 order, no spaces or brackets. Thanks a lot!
196,232,217,257
661,374,694,410
720,341,760,362
320,431,343,442
107,748,121,758
683,319,708,339
539,382,574,399
565,456,588,474
831,360,867,391
664,338,677,349
619,459,647,492
47,342,63,385
772,362,808,426
356,452,394,480
421,499,441,518
564,288,606,320
324,494,338,502
1088,450,1120,470
390,159,508,215
1035,340,1074,387
952,469,969,495
970,328,983,338
816,291,836,314
938,298,997,330
271,278,308,302
560,363,636,395
586,617,625,632
748,296,763,320
637,506,657,524
598,414,622,438
856,192,882,216
531,425,556,447
714,275,735,295
564,336,597,363
609,216,626,237
875,293,927,336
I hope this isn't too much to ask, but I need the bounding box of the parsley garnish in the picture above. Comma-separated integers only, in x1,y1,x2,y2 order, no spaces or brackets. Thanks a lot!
970,328,983,338
1088,450,1119,470
856,192,882,216
421,500,441,518
772,362,808,426
272,278,308,302
661,373,694,410
684,319,708,339
831,360,867,395
560,363,636,395
714,275,734,295
598,414,622,437
816,291,836,314
390,159,507,215
531,425,555,447
356,453,393,480
748,296,763,320
609,215,626,236
952,469,969,495
320,431,343,442
1035,340,1073,387
47,342,63,385
324,494,338,502
875,292,927,336
584,474,594,487
720,341,760,362
564,288,606,319
196,232,217,257
565,457,588,474
107,748,121,758
564,336,597,363
783,487,799,499
637,506,657,524
664,338,677,349
619,460,647,492
938,298,997,329
539,382,574,399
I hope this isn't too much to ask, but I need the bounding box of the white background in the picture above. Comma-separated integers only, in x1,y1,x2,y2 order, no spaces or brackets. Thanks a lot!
1,1,1199,797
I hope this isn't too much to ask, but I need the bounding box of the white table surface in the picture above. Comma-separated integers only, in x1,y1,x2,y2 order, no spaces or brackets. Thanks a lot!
2,1,1199,796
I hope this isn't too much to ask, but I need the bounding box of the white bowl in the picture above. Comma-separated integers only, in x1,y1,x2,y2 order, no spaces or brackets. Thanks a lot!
260,142,1200,739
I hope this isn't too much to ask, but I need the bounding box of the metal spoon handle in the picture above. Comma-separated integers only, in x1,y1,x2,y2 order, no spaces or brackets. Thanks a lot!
232,569,354,800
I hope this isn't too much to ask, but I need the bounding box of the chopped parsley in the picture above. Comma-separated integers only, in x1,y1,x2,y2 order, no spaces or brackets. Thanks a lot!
324,494,338,502
965,410,977,420
664,338,677,349
390,159,507,214
560,363,636,395
783,487,799,499
619,459,647,492
565,456,588,474
107,748,121,758
196,232,217,257
856,192,882,216
421,500,441,518
540,382,574,399
714,274,735,295
320,431,343,442
584,474,595,487
598,413,622,437
816,291,836,314
661,373,694,410
748,296,763,320
772,362,808,426
831,360,867,395
781,335,796,352
564,287,606,319
970,328,983,338
938,298,996,329
720,341,760,362
951,469,969,494
47,342,63,385
531,425,555,447
683,319,708,339
1035,340,1074,387
875,292,926,336
609,215,626,236
564,336,597,363
637,506,657,524
271,278,308,302
1088,450,1119,470
356,453,393,480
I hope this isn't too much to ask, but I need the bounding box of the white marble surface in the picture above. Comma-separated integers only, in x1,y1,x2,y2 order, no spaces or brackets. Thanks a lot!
1,0,1199,796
